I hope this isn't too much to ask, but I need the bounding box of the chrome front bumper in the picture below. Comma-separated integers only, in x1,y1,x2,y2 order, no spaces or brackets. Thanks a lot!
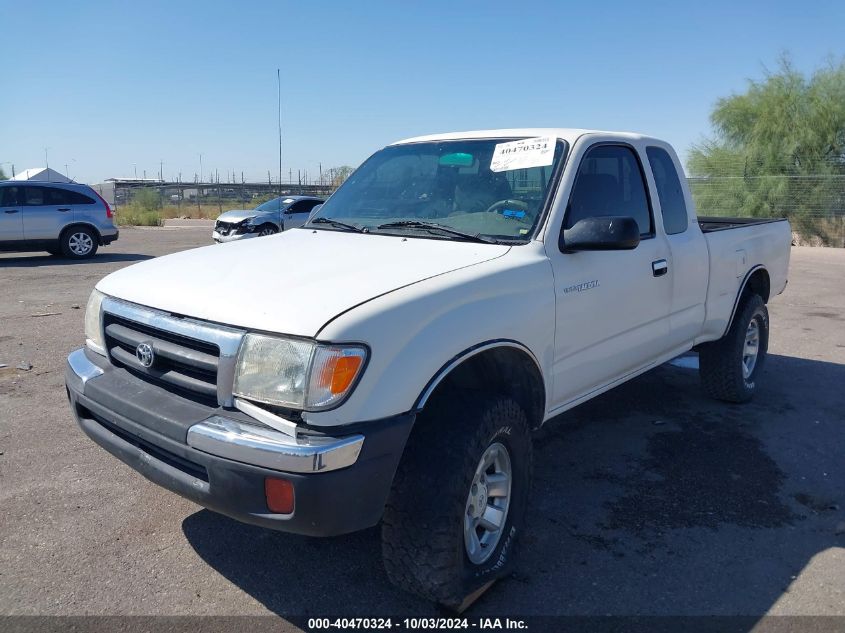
186,417,363,473
66,349,364,474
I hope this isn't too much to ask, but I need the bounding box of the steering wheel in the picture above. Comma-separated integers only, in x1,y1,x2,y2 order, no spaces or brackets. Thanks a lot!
484,199,530,215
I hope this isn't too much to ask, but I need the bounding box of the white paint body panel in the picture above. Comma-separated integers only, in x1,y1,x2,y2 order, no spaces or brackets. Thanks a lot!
96,228,509,337
94,128,792,428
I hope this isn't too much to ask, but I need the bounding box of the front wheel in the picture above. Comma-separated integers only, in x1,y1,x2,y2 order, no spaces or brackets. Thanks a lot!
699,293,769,403
256,224,278,237
381,394,532,609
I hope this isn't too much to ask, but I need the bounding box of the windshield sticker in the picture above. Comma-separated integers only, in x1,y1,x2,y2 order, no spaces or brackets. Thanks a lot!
490,136,554,172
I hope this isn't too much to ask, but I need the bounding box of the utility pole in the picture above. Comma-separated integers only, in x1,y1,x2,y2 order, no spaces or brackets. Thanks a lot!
277,68,283,210
199,154,203,183
159,160,164,182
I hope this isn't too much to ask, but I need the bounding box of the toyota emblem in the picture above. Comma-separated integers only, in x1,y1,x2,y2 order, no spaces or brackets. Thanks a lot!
135,342,155,368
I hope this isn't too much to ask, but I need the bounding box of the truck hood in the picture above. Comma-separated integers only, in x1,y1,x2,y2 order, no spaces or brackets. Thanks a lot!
96,228,510,337
215,209,269,222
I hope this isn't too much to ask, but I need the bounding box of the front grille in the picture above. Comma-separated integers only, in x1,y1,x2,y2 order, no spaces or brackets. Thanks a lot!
103,313,220,405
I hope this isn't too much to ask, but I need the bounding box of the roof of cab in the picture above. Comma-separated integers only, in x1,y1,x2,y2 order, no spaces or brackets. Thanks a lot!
392,128,659,146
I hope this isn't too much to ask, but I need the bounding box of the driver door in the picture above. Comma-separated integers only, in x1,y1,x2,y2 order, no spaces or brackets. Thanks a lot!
284,200,320,230
0,186,24,241
545,143,672,410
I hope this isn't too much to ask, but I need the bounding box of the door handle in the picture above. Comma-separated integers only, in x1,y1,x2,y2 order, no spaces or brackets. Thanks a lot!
58,208,71,212
4,209,19,214
652,259,668,277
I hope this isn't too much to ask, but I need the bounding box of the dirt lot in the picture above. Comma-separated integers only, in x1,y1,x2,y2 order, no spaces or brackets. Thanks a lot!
1,229,843,621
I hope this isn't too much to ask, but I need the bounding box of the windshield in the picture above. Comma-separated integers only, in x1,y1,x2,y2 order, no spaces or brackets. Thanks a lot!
309,138,566,242
255,197,295,213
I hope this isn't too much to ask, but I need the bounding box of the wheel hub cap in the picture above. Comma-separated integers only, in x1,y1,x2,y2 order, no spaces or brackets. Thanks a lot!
464,442,512,565
69,233,93,255
742,319,760,379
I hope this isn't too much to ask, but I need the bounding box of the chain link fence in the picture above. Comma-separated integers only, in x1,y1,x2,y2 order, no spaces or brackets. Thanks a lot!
686,157,845,247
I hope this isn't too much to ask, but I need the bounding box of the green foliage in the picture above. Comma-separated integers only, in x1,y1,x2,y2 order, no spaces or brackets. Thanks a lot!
688,58,845,244
116,208,162,226
131,188,164,211
0,166,7,180
325,165,355,188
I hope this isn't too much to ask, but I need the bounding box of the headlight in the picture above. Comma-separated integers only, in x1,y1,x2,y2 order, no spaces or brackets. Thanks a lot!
233,333,367,411
84,289,106,355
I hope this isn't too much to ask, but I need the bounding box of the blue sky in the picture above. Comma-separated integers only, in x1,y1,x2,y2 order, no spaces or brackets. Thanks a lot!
2,0,843,184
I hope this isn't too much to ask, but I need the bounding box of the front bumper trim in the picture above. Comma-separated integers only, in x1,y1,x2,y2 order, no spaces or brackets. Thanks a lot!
212,230,258,243
187,416,364,473
67,348,104,385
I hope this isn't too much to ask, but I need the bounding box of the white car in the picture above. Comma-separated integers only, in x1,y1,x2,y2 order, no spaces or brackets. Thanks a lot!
212,195,323,242
66,128,790,608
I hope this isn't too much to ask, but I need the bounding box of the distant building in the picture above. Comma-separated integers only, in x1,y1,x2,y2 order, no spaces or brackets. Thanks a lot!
10,167,73,183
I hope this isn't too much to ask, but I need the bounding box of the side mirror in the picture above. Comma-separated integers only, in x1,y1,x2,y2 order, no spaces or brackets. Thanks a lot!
560,216,640,253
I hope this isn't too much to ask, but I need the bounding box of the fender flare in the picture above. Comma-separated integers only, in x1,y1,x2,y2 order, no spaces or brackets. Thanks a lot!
723,265,768,337
413,339,545,412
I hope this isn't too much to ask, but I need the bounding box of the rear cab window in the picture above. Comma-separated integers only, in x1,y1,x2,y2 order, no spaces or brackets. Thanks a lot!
646,147,689,235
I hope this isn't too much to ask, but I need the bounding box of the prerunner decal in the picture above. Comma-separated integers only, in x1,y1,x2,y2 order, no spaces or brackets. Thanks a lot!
562,279,600,295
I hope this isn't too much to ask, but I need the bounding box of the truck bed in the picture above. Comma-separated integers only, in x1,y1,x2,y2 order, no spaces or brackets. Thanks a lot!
696,215,791,345
698,216,789,233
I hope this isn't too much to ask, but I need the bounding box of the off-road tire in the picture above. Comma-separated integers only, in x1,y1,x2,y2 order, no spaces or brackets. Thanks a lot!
60,226,98,259
699,293,768,403
381,393,533,608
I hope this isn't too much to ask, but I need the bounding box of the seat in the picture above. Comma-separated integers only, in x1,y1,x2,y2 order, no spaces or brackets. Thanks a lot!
453,172,513,213
567,173,623,227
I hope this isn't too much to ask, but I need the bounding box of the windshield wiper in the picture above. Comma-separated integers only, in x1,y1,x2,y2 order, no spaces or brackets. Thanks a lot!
375,220,497,244
309,217,366,233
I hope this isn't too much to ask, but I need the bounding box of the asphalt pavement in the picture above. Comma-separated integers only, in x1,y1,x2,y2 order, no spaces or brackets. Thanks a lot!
0,229,843,623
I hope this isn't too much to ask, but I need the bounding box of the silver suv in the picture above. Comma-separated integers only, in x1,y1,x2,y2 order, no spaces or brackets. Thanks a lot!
0,182,119,258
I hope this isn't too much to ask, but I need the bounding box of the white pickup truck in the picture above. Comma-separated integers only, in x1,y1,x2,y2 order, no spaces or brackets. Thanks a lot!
66,129,790,608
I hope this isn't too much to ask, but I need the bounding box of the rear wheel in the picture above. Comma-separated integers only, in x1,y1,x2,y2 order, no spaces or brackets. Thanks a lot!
381,393,532,609
60,226,98,258
699,293,768,402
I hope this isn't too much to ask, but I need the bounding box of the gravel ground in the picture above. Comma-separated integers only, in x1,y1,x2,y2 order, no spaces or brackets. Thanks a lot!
0,230,843,622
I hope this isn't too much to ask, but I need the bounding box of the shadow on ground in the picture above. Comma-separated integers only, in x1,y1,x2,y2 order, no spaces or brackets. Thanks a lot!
0,252,153,267
183,353,845,617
